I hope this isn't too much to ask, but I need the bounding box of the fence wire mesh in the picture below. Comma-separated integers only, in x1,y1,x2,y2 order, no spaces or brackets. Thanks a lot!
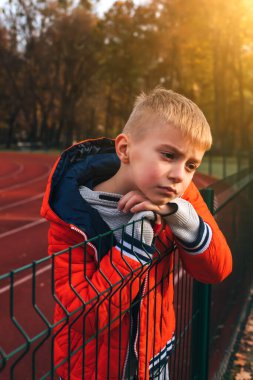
207,169,253,379
0,221,194,379
0,168,253,380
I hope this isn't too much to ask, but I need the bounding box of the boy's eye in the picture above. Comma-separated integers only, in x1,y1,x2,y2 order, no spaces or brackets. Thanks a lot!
162,152,174,160
186,162,198,172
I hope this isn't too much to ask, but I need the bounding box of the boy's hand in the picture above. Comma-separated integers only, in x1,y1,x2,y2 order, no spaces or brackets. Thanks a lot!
118,190,177,216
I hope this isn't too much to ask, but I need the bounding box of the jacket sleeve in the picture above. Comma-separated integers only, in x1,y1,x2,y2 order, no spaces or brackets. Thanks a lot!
49,221,154,339
167,181,232,284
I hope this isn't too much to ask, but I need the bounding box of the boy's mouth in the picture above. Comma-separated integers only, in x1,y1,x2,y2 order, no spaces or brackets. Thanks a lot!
157,186,177,195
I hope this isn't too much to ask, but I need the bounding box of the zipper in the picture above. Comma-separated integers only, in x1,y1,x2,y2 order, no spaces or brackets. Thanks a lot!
122,271,147,380
70,224,98,262
121,312,132,380
134,273,148,359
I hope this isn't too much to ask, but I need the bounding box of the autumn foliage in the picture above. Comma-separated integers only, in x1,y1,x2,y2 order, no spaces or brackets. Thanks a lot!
0,0,253,151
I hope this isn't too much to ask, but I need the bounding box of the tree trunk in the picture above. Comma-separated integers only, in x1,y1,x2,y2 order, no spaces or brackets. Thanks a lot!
5,108,19,149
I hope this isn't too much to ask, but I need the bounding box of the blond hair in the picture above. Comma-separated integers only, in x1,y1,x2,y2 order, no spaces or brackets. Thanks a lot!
123,88,212,151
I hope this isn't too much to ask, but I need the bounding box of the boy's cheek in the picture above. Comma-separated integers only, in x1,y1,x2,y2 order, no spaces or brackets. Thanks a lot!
135,175,154,188
144,170,161,183
180,178,193,195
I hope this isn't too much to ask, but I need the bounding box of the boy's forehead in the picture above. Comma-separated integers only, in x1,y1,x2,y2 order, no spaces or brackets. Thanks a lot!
128,111,208,156
137,127,205,162
159,142,205,161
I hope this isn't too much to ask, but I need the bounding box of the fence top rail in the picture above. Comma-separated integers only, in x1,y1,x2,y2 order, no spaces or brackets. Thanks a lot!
204,168,253,214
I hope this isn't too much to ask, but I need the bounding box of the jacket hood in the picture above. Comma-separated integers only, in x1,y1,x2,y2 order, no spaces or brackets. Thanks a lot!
41,138,120,254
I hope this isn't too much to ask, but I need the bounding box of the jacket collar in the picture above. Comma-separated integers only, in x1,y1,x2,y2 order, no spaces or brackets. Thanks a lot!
49,138,120,258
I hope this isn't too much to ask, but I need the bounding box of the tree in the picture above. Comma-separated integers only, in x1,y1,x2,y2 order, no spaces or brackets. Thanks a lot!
97,0,161,135
1,0,253,151
32,5,100,147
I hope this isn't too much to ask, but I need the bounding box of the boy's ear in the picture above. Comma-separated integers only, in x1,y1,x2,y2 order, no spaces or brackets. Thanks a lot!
115,133,130,164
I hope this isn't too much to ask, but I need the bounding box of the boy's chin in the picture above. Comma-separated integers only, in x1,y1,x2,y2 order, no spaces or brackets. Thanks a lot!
152,196,177,206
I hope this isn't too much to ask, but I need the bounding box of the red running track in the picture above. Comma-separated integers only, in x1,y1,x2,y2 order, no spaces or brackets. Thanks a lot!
0,152,58,380
0,151,216,380
0,152,58,275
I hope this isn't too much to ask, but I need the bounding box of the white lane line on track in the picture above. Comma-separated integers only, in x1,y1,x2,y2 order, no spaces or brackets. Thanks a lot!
0,218,46,239
0,163,24,180
0,164,51,193
0,264,51,294
0,192,44,212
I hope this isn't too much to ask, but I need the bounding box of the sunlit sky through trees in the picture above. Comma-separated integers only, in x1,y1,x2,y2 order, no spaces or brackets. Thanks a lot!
0,0,253,151
94,0,149,16
0,0,150,16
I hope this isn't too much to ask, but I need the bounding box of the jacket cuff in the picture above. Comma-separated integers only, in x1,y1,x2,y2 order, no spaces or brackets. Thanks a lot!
164,198,200,242
176,217,213,255
116,232,155,265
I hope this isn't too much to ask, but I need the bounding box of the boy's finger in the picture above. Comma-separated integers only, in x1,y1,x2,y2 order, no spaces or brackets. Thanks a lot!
118,191,136,208
118,193,133,210
118,191,145,211
118,194,129,210
130,201,157,214
122,196,141,212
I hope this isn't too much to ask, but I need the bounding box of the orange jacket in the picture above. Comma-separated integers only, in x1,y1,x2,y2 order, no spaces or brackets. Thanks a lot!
41,138,232,380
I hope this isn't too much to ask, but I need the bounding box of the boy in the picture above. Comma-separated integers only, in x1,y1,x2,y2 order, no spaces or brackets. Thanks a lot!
41,88,232,380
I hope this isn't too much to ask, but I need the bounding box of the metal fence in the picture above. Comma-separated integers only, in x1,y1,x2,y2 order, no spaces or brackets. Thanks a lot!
0,169,253,380
199,152,251,179
205,169,253,379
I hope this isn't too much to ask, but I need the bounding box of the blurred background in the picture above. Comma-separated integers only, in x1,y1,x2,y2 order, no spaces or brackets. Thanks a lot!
0,0,253,153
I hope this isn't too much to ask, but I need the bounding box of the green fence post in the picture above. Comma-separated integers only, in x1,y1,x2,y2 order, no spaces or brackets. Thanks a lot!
191,188,214,380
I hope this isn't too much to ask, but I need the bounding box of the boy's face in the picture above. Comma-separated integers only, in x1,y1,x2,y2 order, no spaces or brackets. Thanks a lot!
122,118,205,205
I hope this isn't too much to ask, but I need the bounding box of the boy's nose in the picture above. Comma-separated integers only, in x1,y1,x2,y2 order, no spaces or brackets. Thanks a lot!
168,163,184,183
